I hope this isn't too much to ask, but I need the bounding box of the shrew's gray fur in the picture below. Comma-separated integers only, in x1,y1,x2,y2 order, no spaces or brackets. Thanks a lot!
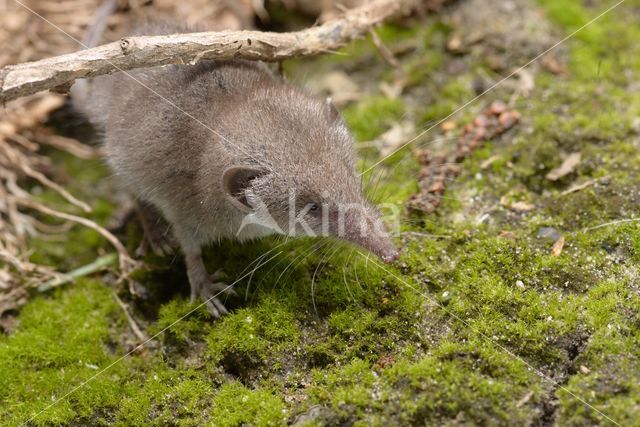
73,24,398,317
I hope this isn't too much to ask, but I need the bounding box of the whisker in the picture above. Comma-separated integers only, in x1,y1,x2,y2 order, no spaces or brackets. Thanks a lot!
281,239,336,286
394,231,453,239
311,241,340,317
342,251,357,303
238,238,292,300
352,248,365,293
275,239,329,289
258,238,313,284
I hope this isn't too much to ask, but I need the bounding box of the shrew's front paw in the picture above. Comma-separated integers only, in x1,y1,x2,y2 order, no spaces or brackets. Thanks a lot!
190,270,237,318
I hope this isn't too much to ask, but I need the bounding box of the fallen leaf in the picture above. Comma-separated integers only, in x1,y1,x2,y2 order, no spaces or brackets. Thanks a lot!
516,391,534,408
515,69,535,96
480,155,501,169
560,175,609,196
309,71,360,105
546,152,581,181
446,34,463,52
580,365,591,374
376,121,416,157
379,81,402,99
542,55,568,75
551,236,565,257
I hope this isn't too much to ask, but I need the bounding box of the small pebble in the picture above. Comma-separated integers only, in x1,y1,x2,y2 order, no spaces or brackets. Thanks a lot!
537,227,562,241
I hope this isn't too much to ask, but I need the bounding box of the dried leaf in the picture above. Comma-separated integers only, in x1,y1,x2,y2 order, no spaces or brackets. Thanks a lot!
546,152,581,181
498,230,517,241
509,201,535,213
542,55,568,75
376,121,416,157
516,391,534,408
480,155,501,169
551,236,565,257
309,71,360,105
515,69,535,96
446,34,463,52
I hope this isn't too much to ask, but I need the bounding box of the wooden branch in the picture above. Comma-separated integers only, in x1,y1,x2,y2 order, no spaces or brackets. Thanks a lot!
0,0,419,103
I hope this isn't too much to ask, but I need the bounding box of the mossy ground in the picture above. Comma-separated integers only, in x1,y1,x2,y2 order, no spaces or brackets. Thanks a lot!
2,0,640,425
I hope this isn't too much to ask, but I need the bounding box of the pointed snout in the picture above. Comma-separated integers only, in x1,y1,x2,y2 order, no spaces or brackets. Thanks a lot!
338,206,399,263
348,230,399,263
380,246,400,263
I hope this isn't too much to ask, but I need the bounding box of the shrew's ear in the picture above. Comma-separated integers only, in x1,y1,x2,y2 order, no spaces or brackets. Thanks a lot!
222,166,264,211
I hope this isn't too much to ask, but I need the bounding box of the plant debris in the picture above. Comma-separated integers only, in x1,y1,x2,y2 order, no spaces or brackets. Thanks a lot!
551,235,565,257
508,201,536,213
407,101,520,213
546,152,581,181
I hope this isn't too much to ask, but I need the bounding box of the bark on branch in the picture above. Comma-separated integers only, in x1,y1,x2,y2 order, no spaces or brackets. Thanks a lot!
0,0,419,103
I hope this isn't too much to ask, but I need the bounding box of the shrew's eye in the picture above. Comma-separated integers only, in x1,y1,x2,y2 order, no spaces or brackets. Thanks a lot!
308,203,319,212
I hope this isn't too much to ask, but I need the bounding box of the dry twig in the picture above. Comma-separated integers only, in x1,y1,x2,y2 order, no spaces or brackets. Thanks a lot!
0,0,419,102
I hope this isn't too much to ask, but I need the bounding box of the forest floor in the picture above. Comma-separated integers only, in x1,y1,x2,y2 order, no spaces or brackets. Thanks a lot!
2,0,640,425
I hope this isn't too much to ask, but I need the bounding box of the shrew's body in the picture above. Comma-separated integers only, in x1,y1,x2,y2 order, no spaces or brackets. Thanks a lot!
73,24,397,316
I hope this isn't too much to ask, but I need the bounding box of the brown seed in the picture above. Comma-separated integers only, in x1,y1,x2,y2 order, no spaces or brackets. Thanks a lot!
474,114,488,128
414,149,431,165
464,123,474,134
474,127,487,140
429,181,445,193
446,164,462,174
499,112,516,129
490,100,507,115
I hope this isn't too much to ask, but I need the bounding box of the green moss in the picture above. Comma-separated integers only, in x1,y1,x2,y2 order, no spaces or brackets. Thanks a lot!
207,295,300,375
151,297,212,343
343,96,405,141
420,76,473,124
116,369,214,426
0,280,126,426
305,351,540,425
210,382,286,427
8,0,640,425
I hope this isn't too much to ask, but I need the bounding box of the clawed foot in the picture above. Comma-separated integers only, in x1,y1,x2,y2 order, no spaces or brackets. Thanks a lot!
190,269,238,318
136,227,176,257
135,201,176,257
